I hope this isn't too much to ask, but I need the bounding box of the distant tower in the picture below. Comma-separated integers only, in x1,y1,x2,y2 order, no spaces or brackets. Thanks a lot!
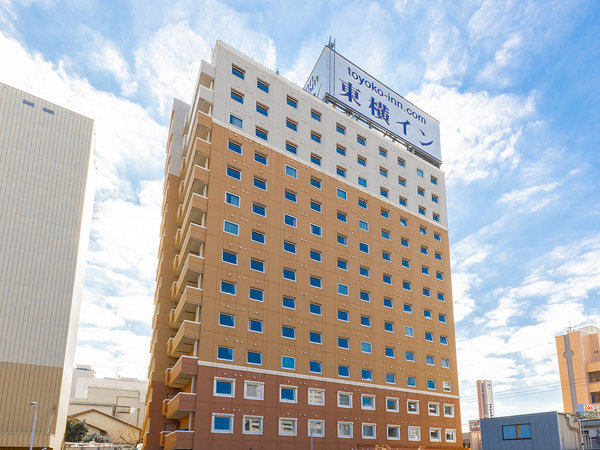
477,380,495,419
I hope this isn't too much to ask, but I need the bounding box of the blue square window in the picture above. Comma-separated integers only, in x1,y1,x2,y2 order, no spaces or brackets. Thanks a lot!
438,292,445,302
310,303,322,315
427,379,436,390
251,230,265,244
360,267,369,277
282,326,295,339
337,211,347,222
252,203,266,216
403,303,412,313
337,259,348,270
309,332,322,344
337,166,346,177
225,192,240,207
381,229,390,239
385,322,394,332
381,208,389,219
338,310,349,321
361,369,372,380
440,336,448,345
230,90,243,103
247,351,262,365
400,217,408,227
231,65,244,79
406,351,415,362
423,287,431,297
310,177,321,189
337,283,349,295
407,376,416,387
358,219,368,231
360,291,370,302
358,176,367,187
421,246,429,255
439,314,446,323
217,346,233,361
336,124,345,134
285,141,297,154
284,190,297,202
400,238,409,248
337,188,347,200
310,200,322,212
249,288,263,302
357,156,366,166
282,296,296,309
222,250,237,265
359,242,369,253
257,79,269,92
229,114,243,128
431,175,438,185
336,145,346,156
360,316,371,327
220,281,236,295
286,119,297,131
284,214,297,227
310,154,321,165
285,165,297,178
357,135,366,145
219,313,235,328
402,280,411,291
338,365,349,377
424,310,432,319
310,224,322,236
283,241,296,254
386,373,396,384
417,168,424,177
213,414,232,432
426,355,435,365
311,110,321,121
434,232,441,242
309,361,322,373
283,268,296,281
338,337,349,349
254,152,267,165
281,356,295,370
310,250,322,262
436,272,444,281
398,157,406,167
358,198,368,209
383,274,392,284
435,252,443,261
311,132,321,143
361,341,372,353
228,140,242,154
310,276,322,288
253,177,266,190
250,258,264,272
425,332,433,341
255,127,268,140
287,96,298,108
383,298,393,308
385,347,395,358
399,197,407,206
215,380,233,395
337,235,347,246
256,103,268,116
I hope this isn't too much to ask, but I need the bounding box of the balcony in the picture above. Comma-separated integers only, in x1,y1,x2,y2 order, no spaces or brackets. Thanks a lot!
173,236,205,277
163,430,194,450
177,192,207,228
171,259,202,303
175,222,206,254
180,153,210,200
167,320,201,358
166,392,196,420
165,355,198,389
587,361,600,374
170,286,203,329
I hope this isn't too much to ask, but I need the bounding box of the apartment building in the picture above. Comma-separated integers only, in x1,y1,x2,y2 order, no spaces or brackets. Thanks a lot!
0,83,95,449
556,326,600,414
144,41,461,449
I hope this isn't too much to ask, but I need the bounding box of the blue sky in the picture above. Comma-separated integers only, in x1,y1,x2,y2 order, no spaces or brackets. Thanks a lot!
2,0,600,429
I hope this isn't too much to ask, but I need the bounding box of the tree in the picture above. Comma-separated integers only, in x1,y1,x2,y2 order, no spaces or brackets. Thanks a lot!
83,432,110,443
119,427,144,447
64,418,89,442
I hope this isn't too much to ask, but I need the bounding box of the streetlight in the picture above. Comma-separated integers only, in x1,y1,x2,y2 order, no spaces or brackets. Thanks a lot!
29,401,37,450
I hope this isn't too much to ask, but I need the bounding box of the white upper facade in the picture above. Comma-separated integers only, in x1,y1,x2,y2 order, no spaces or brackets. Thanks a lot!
190,41,448,228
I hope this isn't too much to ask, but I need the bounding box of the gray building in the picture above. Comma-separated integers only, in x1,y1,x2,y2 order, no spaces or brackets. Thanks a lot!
481,411,581,450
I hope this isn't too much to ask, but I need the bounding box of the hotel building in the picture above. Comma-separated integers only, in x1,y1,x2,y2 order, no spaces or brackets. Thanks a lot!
144,41,461,449
556,326,600,414
0,83,95,449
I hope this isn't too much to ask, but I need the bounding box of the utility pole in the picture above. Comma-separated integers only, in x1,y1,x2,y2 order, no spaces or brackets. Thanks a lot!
29,401,37,450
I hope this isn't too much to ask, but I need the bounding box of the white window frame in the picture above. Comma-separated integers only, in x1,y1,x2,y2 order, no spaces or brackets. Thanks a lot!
407,399,420,414
386,397,399,412
279,385,298,403
408,426,421,441
443,381,452,392
387,424,401,440
337,391,352,408
361,423,376,439
445,428,457,443
337,421,353,438
308,388,325,406
211,413,234,434
428,402,440,416
213,377,235,398
307,419,325,437
242,415,263,435
278,418,297,436
444,404,455,417
244,380,264,400
429,427,442,442
361,394,375,410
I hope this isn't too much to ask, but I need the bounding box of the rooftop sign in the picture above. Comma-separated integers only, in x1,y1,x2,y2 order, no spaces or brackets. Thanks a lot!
304,45,441,162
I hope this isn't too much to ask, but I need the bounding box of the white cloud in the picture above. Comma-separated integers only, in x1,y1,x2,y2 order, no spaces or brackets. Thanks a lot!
408,83,535,184
498,182,559,204
89,44,138,96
